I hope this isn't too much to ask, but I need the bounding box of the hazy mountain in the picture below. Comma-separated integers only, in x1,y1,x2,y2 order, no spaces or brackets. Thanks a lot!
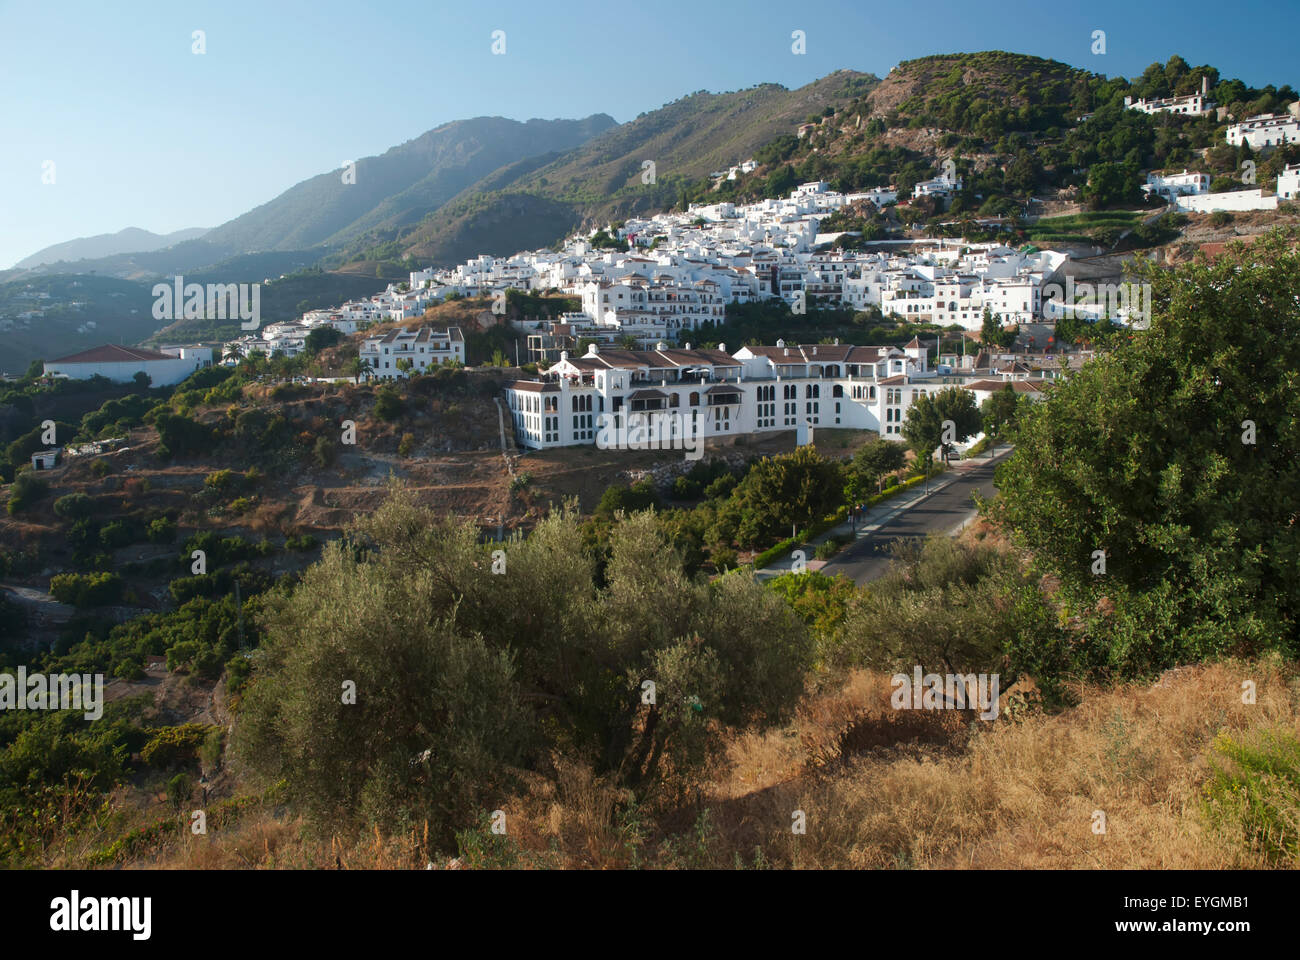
201,114,616,254
13,226,210,270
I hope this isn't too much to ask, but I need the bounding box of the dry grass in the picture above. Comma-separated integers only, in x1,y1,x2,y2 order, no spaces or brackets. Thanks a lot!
135,656,1298,870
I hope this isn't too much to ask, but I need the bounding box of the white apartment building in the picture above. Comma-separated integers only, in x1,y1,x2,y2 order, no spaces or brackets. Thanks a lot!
504,338,1045,451
1226,114,1300,150
360,325,465,378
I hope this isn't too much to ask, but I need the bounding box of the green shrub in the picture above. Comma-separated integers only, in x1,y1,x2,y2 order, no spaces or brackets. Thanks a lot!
672,476,702,500
374,388,404,421
704,474,737,499
814,537,845,560
90,459,112,478
53,492,97,520
147,516,178,543
204,469,239,492
165,773,193,811
7,472,48,514
98,520,134,549
49,571,125,607
1202,727,1300,865
312,435,337,468
198,727,225,772
142,724,214,769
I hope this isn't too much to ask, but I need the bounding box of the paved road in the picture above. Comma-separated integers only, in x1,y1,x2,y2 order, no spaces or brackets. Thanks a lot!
820,453,1004,585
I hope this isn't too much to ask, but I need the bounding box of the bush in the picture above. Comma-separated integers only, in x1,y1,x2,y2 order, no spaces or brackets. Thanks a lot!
204,469,239,492
285,534,319,552
374,388,404,421
198,727,225,773
596,479,658,517
165,773,193,811
53,492,97,520
704,473,737,500
49,571,125,607
312,435,337,468
98,520,134,549
152,412,211,459
90,459,112,478
6,472,48,514
147,516,178,543
1202,727,1300,865
398,432,416,457
672,476,702,500
232,494,811,839
142,724,214,769
814,537,846,560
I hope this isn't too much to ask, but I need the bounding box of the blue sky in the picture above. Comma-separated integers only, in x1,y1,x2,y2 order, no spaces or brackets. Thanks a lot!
1,0,1296,269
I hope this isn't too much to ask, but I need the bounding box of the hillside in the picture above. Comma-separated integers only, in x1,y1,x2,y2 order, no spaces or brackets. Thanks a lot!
664,51,1299,248
398,71,880,264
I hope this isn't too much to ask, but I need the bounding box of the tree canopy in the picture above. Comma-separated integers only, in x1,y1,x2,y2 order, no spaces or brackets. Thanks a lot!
990,227,1300,678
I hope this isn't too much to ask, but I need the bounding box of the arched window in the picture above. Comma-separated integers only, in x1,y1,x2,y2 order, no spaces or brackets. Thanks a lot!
689,392,700,407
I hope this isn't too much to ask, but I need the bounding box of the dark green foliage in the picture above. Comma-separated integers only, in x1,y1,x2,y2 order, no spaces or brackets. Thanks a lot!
233,494,811,838
7,472,49,515
48,572,124,608
719,446,844,549
373,388,404,421
990,227,1300,679
596,479,659,517
151,412,211,460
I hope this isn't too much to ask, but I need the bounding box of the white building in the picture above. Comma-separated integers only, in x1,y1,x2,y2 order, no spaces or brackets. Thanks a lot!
504,339,1046,451
44,344,204,386
1125,79,1215,117
1226,114,1300,150
1277,164,1300,200
1143,170,1210,201
1175,189,1278,213
359,325,465,378
913,174,963,201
